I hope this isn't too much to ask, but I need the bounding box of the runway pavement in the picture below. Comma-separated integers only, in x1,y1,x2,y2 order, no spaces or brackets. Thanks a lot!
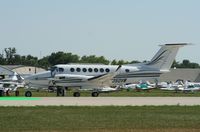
1,97,200,106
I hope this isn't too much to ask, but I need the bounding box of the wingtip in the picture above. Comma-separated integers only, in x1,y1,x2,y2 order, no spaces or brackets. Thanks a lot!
116,65,122,72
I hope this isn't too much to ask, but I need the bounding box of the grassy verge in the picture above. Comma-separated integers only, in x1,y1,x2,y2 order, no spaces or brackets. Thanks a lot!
0,106,200,131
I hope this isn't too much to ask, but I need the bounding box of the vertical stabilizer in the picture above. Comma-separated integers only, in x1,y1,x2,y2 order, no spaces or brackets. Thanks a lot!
146,43,187,71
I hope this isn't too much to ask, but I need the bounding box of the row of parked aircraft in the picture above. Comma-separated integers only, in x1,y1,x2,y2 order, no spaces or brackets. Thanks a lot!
159,80,200,92
123,80,200,93
1,43,196,97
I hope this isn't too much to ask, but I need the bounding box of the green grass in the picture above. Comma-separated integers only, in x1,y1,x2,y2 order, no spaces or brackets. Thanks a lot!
0,106,200,132
5,88,200,97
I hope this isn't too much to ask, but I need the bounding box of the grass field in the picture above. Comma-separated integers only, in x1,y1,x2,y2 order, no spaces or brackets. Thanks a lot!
0,106,200,132
5,88,200,97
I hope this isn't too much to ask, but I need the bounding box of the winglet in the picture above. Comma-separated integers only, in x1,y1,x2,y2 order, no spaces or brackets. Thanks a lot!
116,65,122,72
88,65,122,82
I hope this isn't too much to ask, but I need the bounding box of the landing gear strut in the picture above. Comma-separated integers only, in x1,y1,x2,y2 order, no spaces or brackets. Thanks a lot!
15,90,19,96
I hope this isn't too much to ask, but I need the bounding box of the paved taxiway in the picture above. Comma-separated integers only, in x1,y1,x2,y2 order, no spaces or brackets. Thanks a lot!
1,97,200,106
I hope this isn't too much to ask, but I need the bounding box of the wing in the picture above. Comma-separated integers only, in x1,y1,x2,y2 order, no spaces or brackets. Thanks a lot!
88,65,121,86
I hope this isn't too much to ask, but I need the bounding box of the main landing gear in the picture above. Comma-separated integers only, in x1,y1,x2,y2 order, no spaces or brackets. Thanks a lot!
73,92,80,97
91,92,99,97
56,86,65,97
24,87,100,97
25,91,32,97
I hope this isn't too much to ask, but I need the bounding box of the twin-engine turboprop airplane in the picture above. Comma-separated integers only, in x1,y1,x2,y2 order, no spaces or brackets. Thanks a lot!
24,43,187,97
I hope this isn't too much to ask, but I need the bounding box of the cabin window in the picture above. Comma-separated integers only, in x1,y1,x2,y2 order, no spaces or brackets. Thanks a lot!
58,68,64,73
105,68,110,73
82,68,87,72
76,68,81,72
70,68,75,72
100,68,104,73
125,69,130,73
88,68,93,72
94,68,98,72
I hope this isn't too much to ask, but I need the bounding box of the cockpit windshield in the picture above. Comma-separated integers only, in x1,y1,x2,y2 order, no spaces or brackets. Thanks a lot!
58,68,64,73
50,66,57,72
50,66,58,77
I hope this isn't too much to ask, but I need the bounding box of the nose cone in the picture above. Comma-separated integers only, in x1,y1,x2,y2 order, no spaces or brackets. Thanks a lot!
25,71,51,81
24,71,52,88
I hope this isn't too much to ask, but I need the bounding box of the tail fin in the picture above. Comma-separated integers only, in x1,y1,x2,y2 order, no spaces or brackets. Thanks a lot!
146,43,187,71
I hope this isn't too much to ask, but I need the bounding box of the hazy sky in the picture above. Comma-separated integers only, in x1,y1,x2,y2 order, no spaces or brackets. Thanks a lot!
0,0,200,63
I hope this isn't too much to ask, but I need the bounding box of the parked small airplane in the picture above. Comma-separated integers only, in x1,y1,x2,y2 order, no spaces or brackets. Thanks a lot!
159,80,183,90
0,72,25,96
123,83,138,90
24,43,187,97
135,81,156,92
123,81,156,92
160,80,200,93
0,82,19,92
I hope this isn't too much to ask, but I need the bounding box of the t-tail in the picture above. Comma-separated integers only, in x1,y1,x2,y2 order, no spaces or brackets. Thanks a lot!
145,43,188,72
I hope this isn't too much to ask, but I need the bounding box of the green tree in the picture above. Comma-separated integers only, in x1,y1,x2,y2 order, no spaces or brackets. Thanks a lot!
0,53,5,65
111,59,117,65
80,55,109,64
117,60,129,65
171,60,180,68
172,59,200,68
48,52,79,65
189,63,200,68
4,47,16,64
182,59,190,68
38,56,50,69
25,55,38,66
130,60,140,64
13,54,21,65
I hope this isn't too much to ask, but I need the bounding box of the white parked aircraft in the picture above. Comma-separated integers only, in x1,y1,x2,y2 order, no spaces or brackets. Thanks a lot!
123,81,156,91
123,83,138,90
0,72,25,96
183,82,200,92
160,80,200,93
25,43,187,97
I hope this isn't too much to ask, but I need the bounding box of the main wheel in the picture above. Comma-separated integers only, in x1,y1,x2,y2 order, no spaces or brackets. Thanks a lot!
73,92,80,97
91,92,99,97
25,91,32,97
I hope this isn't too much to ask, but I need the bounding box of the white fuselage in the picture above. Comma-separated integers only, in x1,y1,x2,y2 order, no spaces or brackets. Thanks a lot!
25,64,161,89
25,43,187,87
24,44,187,90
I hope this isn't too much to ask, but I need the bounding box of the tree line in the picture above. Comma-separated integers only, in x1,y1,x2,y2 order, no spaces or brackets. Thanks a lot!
0,47,199,69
